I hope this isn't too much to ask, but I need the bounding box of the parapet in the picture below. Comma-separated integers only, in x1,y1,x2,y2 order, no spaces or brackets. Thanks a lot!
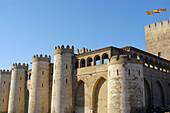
32,54,51,62
0,69,11,74
108,54,142,65
54,45,74,54
145,19,170,31
12,63,28,70
76,47,91,54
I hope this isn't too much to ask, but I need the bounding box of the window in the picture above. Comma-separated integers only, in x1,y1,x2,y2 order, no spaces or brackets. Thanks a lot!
66,65,68,69
20,77,22,80
139,70,140,75
4,81,5,84
2,99,4,102
66,79,68,84
117,70,119,75
42,71,44,75
128,69,130,75
42,83,43,87
158,52,161,57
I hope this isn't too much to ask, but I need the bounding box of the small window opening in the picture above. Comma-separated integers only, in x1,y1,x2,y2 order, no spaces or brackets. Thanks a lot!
20,77,22,80
158,52,161,57
29,73,31,80
80,59,85,67
4,81,5,84
139,70,140,75
117,69,119,75
128,69,130,75
42,71,44,75
66,65,68,69
42,83,43,87
66,79,67,84
75,61,79,69
2,99,4,102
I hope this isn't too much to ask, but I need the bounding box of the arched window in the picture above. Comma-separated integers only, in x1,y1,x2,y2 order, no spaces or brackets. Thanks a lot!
102,53,108,64
80,59,85,68
87,57,93,66
29,73,31,80
75,61,79,69
94,55,100,65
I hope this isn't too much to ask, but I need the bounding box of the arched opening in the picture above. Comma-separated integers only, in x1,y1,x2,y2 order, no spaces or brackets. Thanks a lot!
144,79,151,112
80,59,85,68
144,57,149,67
28,73,31,80
155,60,158,70
87,57,93,66
150,59,154,69
75,61,79,69
159,62,163,71
94,55,100,65
153,81,164,108
102,53,108,64
25,90,29,113
92,77,107,113
74,81,85,113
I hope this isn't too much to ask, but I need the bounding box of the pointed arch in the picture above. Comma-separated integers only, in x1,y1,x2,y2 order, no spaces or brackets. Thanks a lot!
73,80,85,113
92,77,107,113
153,81,165,108
144,78,151,112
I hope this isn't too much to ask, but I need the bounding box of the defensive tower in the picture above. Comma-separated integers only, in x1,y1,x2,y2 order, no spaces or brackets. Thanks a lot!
8,63,28,113
107,55,145,113
51,45,74,113
0,70,11,113
28,54,51,113
145,19,170,60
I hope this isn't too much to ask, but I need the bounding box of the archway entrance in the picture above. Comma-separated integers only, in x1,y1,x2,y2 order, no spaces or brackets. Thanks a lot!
74,81,85,113
92,77,107,113
144,79,151,112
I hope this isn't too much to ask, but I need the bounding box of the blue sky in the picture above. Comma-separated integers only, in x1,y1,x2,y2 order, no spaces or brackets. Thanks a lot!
0,0,170,69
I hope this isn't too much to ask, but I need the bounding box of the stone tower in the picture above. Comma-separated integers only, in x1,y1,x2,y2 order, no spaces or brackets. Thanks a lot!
51,45,74,113
145,19,170,60
8,63,28,113
107,55,145,113
0,70,11,113
28,54,51,113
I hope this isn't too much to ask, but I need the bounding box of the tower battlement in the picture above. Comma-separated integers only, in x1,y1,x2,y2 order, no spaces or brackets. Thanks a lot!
12,63,28,69
32,54,51,62
76,47,91,54
54,45,74,54
145,19,170,31
108,54,142,64
0,69,11,74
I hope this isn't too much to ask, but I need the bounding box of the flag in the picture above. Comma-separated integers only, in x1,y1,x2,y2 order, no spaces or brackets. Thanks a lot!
153,9,160,13
160,8,167,12
146,11,154,15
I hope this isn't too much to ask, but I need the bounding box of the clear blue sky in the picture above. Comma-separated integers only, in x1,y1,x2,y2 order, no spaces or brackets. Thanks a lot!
0,0,170,69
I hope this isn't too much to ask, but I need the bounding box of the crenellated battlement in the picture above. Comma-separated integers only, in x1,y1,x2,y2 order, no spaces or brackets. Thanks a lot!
145,19,170,31
54,45,74,54
108,54,142,65
12,63,28,69
32,54,51,62
76,47,91,54
0,69,11,74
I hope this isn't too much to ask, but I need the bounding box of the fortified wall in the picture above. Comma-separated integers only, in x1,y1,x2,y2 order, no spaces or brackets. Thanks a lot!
0,20,170,113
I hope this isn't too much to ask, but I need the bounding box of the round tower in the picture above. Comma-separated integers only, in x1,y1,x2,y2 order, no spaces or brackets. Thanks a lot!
107,55,145,113
51,45,74,113
0,70,11,113
28,54,51,113
8,63,28,113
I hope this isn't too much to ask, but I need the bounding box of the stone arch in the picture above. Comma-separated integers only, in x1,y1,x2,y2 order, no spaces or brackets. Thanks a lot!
144,78,151,112
153,81,165,108
80,59,86,68
102,53,109,64
92,77,107,113
25,89,29,113
73,80,85,113
87,57,93,66
94,55,100,65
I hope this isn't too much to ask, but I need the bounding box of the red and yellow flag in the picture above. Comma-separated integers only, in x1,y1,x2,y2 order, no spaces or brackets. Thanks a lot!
146,11,154,15
153,9,160,13
160,8,167,12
